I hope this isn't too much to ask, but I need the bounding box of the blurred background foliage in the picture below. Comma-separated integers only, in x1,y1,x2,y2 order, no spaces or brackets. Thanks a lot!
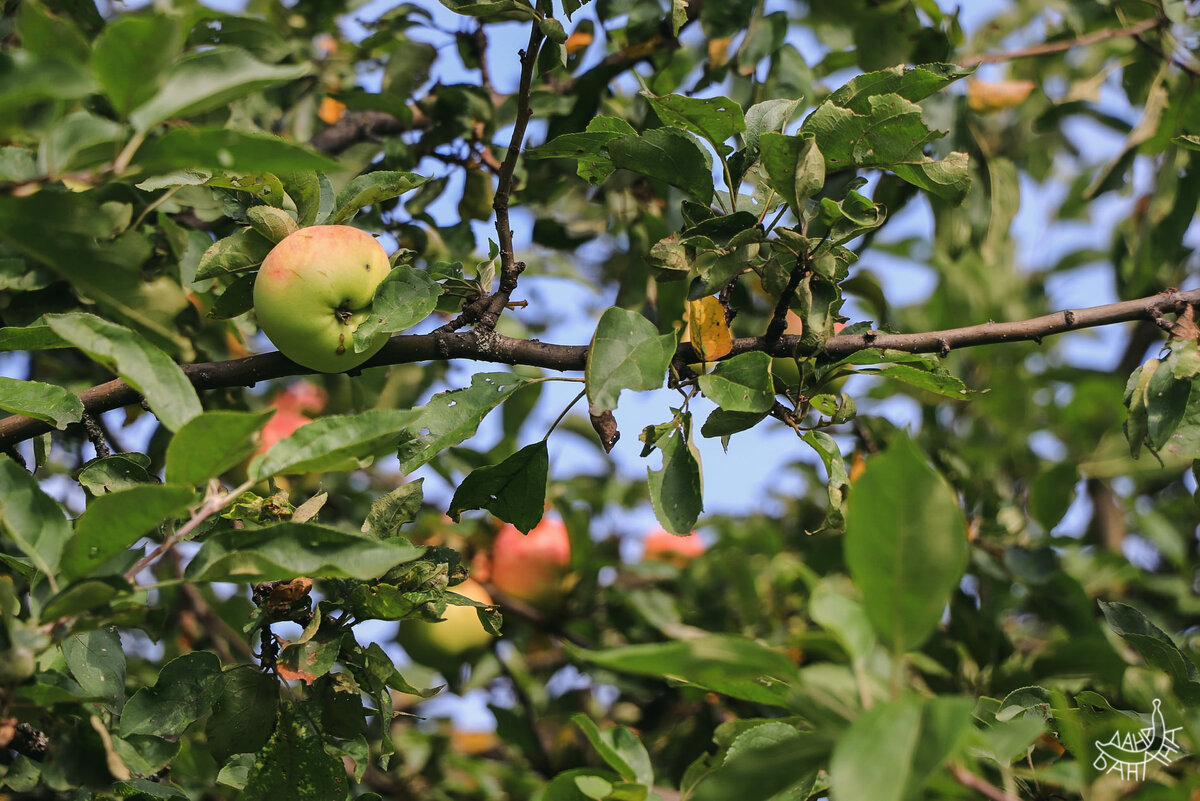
0,0,1199,799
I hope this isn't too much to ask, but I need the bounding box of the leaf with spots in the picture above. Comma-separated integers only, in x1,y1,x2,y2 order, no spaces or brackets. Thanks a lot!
242,703,348,801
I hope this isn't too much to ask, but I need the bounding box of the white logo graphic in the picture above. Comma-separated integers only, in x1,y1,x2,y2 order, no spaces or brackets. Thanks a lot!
1092,699,1182,781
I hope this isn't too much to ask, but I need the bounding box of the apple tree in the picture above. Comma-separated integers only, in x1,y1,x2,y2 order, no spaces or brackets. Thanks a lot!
1,0,1199,799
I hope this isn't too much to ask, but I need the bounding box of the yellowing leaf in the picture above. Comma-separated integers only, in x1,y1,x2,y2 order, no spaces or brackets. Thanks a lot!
318,96,346,124
565,30,593,55
967,79,1035,113
708,37,730,68
686,296,732,361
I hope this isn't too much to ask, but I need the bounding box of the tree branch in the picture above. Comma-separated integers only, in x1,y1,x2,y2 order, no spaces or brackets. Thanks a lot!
959,17,1162,67
1,289,1196,451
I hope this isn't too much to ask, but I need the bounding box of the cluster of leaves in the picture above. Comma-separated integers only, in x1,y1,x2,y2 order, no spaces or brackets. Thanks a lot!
1,0,1199,799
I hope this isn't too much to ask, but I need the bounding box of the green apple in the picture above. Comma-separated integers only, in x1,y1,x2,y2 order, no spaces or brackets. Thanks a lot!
253,225,391,373
398,579,497,674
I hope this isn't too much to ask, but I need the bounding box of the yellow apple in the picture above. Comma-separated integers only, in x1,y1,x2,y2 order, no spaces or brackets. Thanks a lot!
398,579,496,673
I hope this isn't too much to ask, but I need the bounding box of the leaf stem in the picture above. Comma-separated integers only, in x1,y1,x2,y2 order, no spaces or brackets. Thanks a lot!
543,387,588,440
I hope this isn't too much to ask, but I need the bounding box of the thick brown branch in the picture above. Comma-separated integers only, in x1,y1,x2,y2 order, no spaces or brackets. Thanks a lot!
0,289,1196,451
959,17,1162,67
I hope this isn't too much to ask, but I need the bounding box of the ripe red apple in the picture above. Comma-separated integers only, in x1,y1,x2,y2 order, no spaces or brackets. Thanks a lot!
397,579,497,673
642,528,706,565
254,225,391,373
489,518,571,611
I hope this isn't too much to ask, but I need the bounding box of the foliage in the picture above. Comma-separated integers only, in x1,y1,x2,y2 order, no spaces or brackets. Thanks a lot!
1,0,1199,799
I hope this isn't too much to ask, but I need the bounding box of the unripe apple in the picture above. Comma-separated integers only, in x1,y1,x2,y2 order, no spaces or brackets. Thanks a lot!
490,519,571,611
253,225,391,373
398,579,497,673
642,528,705,566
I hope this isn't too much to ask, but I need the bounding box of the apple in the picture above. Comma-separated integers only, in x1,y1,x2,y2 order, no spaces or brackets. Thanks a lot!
642,528,705,565
271,380,328,416
397,579,497,673
253,225,391,373
489,518,571,611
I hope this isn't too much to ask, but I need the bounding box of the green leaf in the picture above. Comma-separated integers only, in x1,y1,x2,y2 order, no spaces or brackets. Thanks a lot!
822,63,973,112
397,373,534,473
242,703,348,800
77,453,153,495
567,635,799,708
448,441,548,534
0,376,82,430
134,128,338,174
802,430,849,530
45,313,202,432
829,696,973,801
798,65,973,202
1099,601,1200,704
700,409,768,440
91,14,184,117
438,0,538,20
0,323,68,352
758,132,825,216
1146,357,1191,450
0,455,72,579
692,727,825,801
0,52,94,120
572,715,654,786
61,484,196,580
194,227,274,282
39,576,132,621
185,523,424,582
361,479,424,538
249,408,413,480
0,196,194,356
697,351,775,413
330,171,428,225
62,627,126,712
208,273,257,320
608,128,715,202
120,652,222,737
165,410,272,485
642,93,745,158
844,433,968,654
351,264,441,353
39,111,126,177
525,131,625,160
1028,463,1078,532
586,307,678,413
890,151,971,202
129,46,309,131
646,412,703,535
862,362,970,400
245,206,299,244
743,98,803,152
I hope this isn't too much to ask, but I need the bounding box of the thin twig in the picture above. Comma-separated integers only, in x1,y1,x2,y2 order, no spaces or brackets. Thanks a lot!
959,17,1162,67
469,22,545,331
948,763,1021,801
123,478,254,582
2,289,1198,450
